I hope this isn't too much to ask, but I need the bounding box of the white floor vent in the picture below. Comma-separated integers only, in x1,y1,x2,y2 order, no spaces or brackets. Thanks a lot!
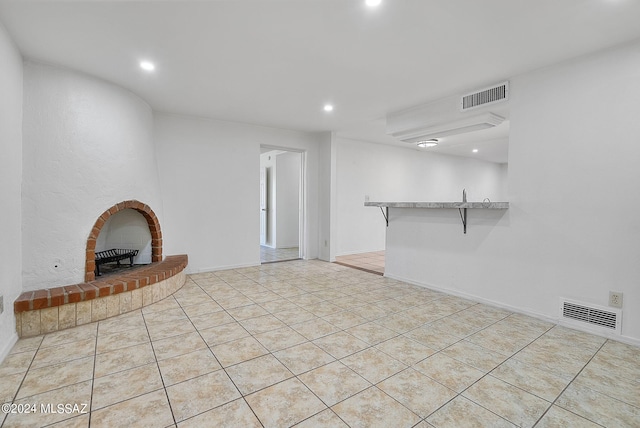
461,81,509,111
560,298,621,334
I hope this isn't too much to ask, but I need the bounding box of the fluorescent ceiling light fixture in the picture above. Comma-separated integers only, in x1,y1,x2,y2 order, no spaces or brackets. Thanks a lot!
417,139,438,148
139,60,155,71
366,0,382,6
323,104,334,112
472,149,479,153
389,112,505,143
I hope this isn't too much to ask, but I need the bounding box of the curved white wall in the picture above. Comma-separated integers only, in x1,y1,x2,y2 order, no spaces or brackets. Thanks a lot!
22,61,163,290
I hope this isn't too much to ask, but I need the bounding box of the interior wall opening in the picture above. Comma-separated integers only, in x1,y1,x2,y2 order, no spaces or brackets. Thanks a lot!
259,147,304,263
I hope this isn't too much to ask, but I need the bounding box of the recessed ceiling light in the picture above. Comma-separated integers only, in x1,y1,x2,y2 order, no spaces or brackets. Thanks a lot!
417,139,438,148
472,149,479,153
139,61,155,72
323,104,334,112
366,0,382,6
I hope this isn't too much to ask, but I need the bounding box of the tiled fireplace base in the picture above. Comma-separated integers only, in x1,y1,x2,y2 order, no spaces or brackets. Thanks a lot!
14,254,188,337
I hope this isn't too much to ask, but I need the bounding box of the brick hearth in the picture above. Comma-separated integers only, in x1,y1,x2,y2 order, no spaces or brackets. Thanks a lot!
14,254,188,337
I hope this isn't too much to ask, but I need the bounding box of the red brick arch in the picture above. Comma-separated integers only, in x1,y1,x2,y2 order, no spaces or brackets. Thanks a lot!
85,200,162,282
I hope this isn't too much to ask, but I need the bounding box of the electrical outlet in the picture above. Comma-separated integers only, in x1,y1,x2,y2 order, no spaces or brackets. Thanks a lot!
609,291,623,309
0,295,3,314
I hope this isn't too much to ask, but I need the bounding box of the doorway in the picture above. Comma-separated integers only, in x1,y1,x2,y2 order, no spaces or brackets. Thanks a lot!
259,147,304,263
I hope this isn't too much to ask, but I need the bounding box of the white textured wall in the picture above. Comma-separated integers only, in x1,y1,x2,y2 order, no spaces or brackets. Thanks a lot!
317,132,336,261
335,137,507,256
385,41,640,344
96,209,152,264
0,21,23,360
22,62,163,290
275,152,301,249
154,113,322,272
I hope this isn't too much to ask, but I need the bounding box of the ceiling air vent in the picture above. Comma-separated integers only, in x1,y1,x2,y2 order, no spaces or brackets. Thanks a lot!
560,298,621,334
461,81,509,111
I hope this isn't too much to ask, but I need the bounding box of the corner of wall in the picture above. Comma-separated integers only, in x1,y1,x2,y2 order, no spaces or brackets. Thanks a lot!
317,132,336,261
0,19,24,362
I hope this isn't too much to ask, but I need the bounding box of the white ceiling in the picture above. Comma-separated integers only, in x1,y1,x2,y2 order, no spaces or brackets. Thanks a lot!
2,0,640,163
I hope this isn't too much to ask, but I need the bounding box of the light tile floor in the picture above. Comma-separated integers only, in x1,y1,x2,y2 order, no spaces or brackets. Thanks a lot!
1,260,639,427
335,251,385,275
261,246,300,263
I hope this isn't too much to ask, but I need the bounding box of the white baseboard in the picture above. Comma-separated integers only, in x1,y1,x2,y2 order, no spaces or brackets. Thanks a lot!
385,272,640,348
196,262,261,273
336,248,385,257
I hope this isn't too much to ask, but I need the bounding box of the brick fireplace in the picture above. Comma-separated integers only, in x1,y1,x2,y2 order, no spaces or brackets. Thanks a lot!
85,200,162,282
14,200,188,337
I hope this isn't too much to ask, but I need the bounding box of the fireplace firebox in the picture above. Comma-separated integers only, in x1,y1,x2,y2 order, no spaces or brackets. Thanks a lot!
85,200,162,282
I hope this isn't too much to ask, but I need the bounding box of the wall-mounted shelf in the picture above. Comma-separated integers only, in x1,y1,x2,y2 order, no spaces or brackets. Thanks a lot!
365,191,509,233
365,201,509,209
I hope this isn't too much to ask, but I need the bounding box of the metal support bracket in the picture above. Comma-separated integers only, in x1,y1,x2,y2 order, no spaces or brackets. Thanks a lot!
380,206,389,227
458,188,468,234
458,207,467,234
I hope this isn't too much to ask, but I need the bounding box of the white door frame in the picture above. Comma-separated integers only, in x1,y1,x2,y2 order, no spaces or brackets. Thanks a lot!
259,167,267,246
260,145,306,260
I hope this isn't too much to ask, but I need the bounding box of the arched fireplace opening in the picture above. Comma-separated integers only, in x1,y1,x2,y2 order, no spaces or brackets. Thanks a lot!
85,200,162,282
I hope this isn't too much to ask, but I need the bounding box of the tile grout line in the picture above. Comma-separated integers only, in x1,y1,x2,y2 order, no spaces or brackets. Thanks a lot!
452,325,556,427
530,340,609,427
7,260,636,427
238,263,488,424
193,273,309,426
404,314,550,427
140,302,179,428
114,285,487,426
17,269,434,425
193,271,401,426
169,281,239,424
222,270,440,426
186,276,267,427
87,325,98,428
2,336,42,427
